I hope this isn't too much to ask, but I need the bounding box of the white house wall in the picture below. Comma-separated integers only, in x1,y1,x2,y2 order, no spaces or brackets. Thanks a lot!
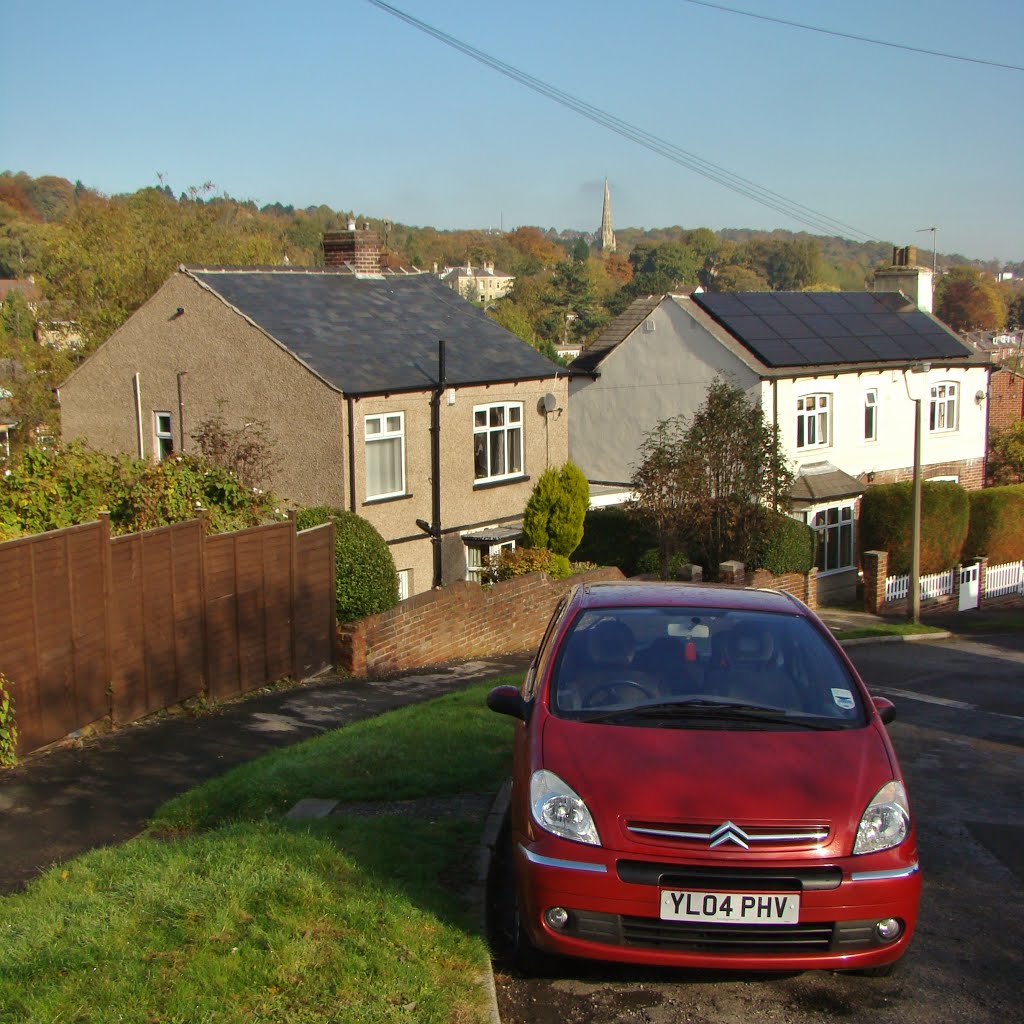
760,365,990,483
569,301,760,485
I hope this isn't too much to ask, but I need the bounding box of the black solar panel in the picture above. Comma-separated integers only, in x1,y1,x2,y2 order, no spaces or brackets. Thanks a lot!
693,291,971,368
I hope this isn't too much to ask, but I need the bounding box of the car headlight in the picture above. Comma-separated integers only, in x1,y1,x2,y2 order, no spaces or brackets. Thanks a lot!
854,781,911,854
530,769,601,846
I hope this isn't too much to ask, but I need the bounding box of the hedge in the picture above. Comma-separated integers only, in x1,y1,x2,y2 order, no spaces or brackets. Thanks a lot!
859,481,969,574
964,485,1024,564
749,510,816,575
295,506,399,623
573,506,657,576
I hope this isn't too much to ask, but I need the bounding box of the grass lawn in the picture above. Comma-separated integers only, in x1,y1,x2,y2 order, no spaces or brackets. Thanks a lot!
832,623,947,641
0,679,519,1024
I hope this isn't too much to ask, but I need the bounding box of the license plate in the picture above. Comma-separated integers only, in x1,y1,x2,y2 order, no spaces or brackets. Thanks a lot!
660,890,800,924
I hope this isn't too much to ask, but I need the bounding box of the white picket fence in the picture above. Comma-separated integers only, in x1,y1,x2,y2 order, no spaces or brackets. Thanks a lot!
884,560,1024,606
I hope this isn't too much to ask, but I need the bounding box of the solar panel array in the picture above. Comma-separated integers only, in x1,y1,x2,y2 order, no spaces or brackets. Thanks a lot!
692,291,969,368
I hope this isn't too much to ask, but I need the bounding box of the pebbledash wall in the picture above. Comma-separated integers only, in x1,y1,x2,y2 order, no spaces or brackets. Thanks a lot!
336,564,819,677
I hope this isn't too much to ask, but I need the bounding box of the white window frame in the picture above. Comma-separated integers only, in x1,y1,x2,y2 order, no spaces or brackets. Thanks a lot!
796,394,830,450
806,503,855,575
473,401,524,483
154,411,174,461
465,539,516,583
364,412,406,500
928,381,959,433
396,568,411,601
864,389,878,442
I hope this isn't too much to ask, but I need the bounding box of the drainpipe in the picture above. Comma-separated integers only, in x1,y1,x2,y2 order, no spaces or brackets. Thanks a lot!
429,341,445,588
133,372,145,458
346,396,357,512
176,370,187,453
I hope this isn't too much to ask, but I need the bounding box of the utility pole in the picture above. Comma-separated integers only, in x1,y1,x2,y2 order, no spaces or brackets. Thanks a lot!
417,340,446,589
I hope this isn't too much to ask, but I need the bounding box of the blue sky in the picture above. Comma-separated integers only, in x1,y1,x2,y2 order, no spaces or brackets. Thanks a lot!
3,0,1021,262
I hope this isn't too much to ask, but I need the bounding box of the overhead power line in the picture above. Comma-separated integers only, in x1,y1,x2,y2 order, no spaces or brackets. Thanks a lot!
680,0,1024,74
365,0,875,242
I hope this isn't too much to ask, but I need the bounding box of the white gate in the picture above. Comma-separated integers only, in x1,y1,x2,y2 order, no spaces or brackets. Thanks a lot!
959,563,980,611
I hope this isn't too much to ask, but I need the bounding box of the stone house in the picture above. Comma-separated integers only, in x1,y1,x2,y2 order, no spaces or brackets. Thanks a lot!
58,229,567,598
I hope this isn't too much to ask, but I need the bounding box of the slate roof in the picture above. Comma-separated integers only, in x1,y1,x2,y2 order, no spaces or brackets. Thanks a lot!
790,462,865,505
569,296,663,374
185,268,557,395
691,291,974,369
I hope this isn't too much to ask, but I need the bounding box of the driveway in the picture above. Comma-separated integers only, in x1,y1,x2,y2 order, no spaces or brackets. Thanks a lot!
491,633,1024,1024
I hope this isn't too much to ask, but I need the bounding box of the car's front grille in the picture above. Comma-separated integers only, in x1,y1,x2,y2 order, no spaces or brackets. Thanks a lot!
566,913,894,954
617,861,843,891
570,910,834,952
625,820,830,852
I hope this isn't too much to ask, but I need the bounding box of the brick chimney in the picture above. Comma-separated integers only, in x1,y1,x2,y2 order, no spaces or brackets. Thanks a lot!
322,222,383,273
873,243,933,313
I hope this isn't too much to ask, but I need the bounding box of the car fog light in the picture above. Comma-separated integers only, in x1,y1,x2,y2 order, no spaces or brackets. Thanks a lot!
545,907,570,930
875,918,903,942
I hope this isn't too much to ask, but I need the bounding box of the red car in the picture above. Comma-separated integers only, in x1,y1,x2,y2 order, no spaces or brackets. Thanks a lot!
487,580,920,975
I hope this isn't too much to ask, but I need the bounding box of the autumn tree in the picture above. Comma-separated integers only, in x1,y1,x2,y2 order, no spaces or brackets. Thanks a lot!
988,421,1024,484
935,267,1005,332
630,378,793,577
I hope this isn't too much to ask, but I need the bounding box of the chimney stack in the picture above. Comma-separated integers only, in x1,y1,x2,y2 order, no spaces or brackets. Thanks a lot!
323,225,383,274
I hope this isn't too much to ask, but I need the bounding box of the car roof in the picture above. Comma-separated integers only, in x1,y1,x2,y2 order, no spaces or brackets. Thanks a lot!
575,580,807,616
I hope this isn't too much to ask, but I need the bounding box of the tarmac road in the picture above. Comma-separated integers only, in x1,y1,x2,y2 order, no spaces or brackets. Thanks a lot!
490,632,1024,1024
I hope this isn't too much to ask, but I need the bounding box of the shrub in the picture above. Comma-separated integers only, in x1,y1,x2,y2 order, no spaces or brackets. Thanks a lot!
522,462,590,557
573,506,657,575
0,673,17,767
860,481,969,574
483,546,572,583
750,511,815,575
636,548,692,579
964,485,1024,563
295,506,399,622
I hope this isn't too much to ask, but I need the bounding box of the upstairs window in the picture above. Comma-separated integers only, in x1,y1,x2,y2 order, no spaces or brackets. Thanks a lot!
154,411,174,461
864,389,878,441
365,412,405,499
929,382,958,432
796,394,830,449
474,402,523,482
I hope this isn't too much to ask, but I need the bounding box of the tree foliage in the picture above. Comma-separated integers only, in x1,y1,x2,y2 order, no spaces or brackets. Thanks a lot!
191,410,280,491
293,506,398,622
987,420,1024,484
522,461,589,557
935,267,1005,332
630,379,793,577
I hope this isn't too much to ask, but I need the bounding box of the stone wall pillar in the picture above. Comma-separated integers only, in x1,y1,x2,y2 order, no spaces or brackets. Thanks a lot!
719,560,745,585
805,567,818,610
679,564,703,582
862,550,888,615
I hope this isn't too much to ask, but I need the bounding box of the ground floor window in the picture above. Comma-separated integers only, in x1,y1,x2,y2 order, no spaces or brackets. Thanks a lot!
396,568,411,601
806,503,854,574
465,539,516,583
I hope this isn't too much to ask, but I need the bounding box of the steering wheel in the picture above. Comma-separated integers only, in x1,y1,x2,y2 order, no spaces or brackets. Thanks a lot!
586,678,656,707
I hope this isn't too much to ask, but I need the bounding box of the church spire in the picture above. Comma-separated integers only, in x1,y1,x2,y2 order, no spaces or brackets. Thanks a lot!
597,178,616,255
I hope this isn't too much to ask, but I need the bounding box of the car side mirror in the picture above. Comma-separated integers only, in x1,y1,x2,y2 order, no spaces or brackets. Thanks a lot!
872,696,896,725
487,684,530,722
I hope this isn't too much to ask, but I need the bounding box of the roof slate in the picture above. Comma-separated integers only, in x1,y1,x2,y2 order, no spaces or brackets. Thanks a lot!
186,268,557,395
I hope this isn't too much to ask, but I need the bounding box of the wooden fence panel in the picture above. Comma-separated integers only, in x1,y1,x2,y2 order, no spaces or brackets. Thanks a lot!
294,523,336,679
1,515,335,755
109,521,204,723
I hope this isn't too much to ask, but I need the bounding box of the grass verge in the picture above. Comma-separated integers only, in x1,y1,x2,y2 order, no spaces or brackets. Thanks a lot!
833,623,946,641
0,679,519,1024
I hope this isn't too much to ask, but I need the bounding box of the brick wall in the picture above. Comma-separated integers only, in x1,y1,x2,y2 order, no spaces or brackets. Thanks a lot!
337,568,625,677
868,457,986,490
989,367,1024,433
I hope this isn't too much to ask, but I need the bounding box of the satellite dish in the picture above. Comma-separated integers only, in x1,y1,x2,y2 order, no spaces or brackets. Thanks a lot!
540,393,558,414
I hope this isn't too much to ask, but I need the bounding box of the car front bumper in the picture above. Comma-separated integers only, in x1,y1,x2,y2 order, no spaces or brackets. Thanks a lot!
515,835,921,971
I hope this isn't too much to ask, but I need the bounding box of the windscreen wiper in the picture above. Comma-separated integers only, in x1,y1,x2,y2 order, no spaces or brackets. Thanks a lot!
578,698,838,730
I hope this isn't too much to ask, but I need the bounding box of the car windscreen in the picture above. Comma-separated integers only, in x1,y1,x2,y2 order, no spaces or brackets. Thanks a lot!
549,606,866,728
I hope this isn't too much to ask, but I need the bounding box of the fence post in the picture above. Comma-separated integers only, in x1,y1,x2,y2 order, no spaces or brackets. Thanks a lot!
975,556,989,608
862,550,888,615
288,510,299,681
98,512,114,721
